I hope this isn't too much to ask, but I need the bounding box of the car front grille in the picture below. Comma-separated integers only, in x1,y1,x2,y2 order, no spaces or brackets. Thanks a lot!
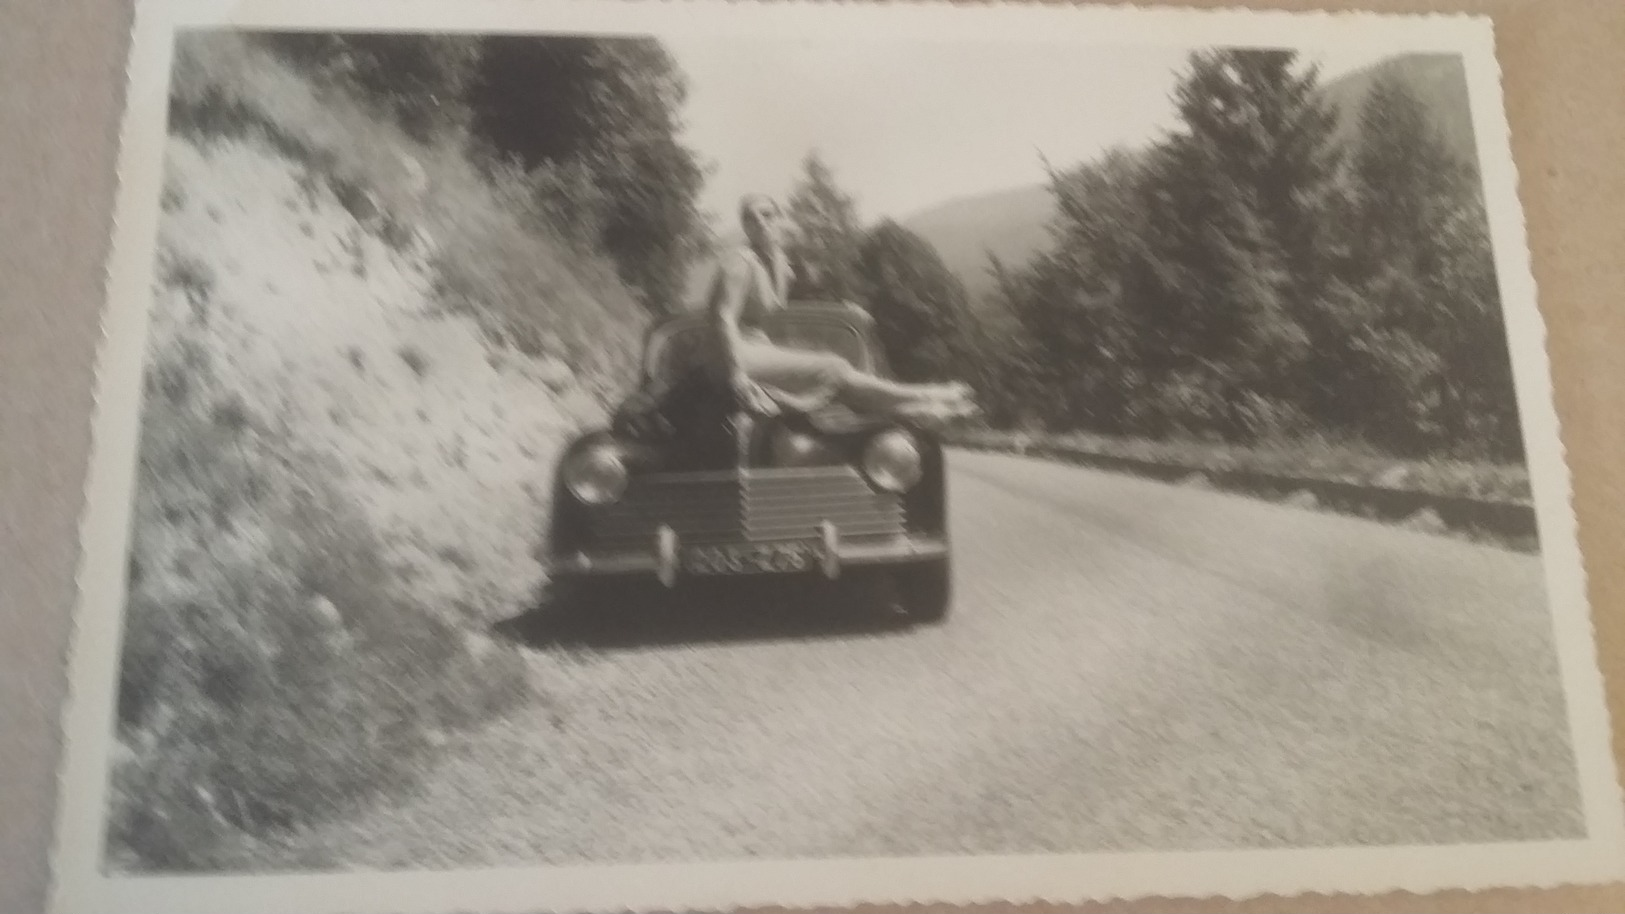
587,467,904,550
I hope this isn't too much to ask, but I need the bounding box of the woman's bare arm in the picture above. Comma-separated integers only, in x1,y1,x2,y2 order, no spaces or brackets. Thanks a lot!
706,253,777,413
707,254,750,383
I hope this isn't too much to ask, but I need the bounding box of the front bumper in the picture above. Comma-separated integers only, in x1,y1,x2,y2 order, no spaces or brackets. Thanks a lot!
549,527,948,587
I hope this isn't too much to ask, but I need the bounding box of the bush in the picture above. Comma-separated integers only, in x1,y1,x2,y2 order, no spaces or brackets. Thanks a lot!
252,32,482,143
1233,391,1313,442
466,35,710,313
1138,370,1231,439
108,324,528,870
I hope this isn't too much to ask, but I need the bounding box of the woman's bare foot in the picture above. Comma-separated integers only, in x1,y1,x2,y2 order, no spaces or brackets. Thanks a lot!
932,381,974,405
896,397,980,427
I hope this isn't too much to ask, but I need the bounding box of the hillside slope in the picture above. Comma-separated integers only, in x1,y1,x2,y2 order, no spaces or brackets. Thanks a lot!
109,34,654,870
152,135,606,629
898,183,1056,303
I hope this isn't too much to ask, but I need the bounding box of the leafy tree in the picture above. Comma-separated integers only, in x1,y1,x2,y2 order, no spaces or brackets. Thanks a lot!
255,32,483,142
854,221,973,382
784,152,866,302
254,32,709,314
467,36,709,313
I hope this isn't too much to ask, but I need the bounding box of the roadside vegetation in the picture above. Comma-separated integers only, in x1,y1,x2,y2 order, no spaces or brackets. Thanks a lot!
950,427,1531,504
109,31,708,870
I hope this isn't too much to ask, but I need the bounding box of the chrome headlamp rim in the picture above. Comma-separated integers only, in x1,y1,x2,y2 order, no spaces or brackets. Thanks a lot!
562,442,629,505
862,428,924,493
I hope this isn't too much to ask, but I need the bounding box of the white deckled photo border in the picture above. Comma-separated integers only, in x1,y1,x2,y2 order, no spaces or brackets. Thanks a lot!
46,1,1625,912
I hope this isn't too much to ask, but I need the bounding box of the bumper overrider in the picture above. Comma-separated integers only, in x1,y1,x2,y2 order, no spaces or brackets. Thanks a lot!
551,522,949,588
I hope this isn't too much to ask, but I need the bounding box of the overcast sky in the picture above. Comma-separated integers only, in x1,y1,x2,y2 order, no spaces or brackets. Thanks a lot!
657,35,1386,228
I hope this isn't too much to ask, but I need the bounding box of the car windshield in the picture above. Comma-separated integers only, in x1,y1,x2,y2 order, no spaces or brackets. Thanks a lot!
644,316,872,385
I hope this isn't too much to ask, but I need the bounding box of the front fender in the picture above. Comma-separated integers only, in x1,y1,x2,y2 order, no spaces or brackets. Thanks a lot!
902,435,949,536
543,430,612,558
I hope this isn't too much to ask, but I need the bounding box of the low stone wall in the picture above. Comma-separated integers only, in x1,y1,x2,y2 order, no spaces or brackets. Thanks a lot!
946,431,1539,550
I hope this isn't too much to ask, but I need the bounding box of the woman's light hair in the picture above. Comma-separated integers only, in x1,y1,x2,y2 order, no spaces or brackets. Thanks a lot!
739,192,780,226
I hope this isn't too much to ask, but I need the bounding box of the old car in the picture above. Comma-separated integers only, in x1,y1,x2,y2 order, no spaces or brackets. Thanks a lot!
541,300,952,623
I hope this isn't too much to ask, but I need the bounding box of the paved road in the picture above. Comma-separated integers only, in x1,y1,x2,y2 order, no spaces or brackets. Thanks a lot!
277,449,1585,870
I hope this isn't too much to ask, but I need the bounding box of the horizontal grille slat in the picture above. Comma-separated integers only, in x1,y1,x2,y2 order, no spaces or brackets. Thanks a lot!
744,484,882,497
745,524,900,539
746,499,901,516
745,507,899,520
746,511,903,528
584,467,904,550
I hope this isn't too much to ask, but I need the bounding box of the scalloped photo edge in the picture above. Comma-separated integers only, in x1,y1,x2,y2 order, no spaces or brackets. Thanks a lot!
45,1,1625,912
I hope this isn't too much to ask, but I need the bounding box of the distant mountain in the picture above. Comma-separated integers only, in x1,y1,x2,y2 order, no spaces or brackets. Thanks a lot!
897,183,1057,303
899,52,1481,303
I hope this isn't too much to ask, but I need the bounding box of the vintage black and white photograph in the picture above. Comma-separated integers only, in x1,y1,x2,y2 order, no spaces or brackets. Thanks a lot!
46,1,1625,912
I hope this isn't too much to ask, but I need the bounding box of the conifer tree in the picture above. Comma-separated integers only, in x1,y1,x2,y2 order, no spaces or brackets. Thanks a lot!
1127,49,1343,438
784,152,867,303
1341,74,1519,456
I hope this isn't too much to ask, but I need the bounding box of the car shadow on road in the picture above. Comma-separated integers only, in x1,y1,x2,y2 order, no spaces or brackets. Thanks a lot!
493,575,917,653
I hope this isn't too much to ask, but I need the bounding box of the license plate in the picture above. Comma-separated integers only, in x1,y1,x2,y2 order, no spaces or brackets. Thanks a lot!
683,541,821,576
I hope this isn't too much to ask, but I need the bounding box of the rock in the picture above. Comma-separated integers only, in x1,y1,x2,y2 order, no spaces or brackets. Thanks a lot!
108,737,139,769
399,153,429,198
1402,507,1448,535
1281,489,1319,510
308,595,344,630
308,595,353,650
531,356,574,391
463,631,494,662
1376,466,1411,489
411,227,437,256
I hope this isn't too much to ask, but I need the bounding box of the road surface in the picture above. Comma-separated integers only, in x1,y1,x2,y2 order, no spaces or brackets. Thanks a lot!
274,449,1585,869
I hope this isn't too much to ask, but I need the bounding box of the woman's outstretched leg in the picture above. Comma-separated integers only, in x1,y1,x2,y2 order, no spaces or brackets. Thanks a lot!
738,342,973,419
828,363,974,420
835,370,958,412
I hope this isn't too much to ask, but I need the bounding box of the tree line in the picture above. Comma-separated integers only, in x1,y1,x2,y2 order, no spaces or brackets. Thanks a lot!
784,50,1523,464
